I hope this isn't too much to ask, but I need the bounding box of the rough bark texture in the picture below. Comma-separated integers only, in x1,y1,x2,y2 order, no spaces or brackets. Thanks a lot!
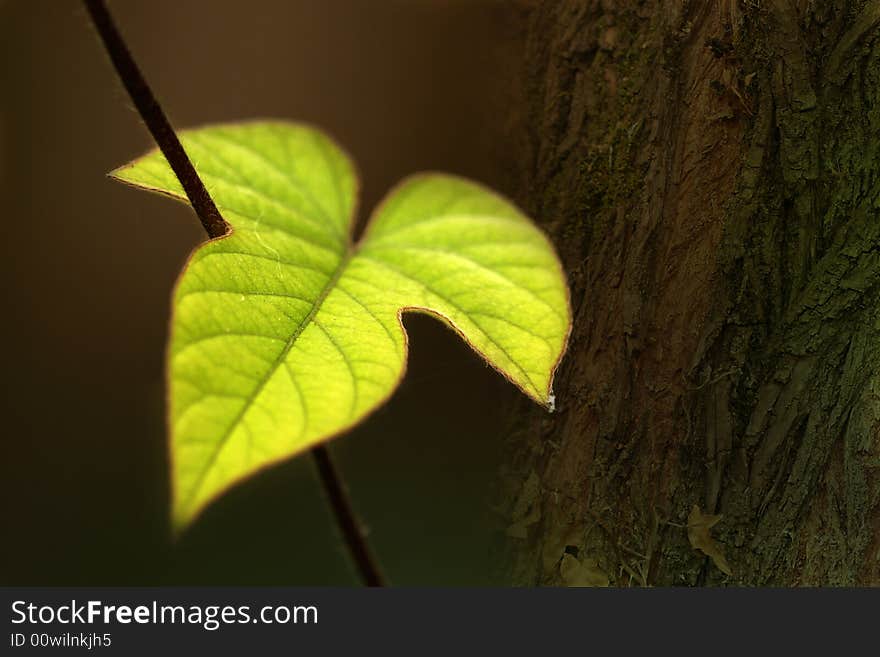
496,0,880,586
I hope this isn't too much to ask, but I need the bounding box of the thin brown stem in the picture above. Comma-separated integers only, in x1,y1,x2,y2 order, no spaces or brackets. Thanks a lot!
83,0,227,239
83,0,386,587
312,446,386,587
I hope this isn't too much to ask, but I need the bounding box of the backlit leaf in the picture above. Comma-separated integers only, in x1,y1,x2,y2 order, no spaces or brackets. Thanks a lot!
112,121,571,529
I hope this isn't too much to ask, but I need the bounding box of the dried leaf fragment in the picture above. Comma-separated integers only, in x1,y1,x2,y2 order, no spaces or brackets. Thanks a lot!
559,554,609,587
687,505,734,576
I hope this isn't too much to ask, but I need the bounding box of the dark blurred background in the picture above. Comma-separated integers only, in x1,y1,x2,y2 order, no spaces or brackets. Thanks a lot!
0,0,528,585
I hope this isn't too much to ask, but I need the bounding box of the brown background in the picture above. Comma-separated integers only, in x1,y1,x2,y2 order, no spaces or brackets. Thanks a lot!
0,0,527,584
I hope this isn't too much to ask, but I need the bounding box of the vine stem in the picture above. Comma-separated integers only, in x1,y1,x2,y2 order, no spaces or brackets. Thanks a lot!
83,0,386,587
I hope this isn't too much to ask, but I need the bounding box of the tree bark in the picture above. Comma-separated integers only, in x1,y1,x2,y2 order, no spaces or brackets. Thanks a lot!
496,0,880,586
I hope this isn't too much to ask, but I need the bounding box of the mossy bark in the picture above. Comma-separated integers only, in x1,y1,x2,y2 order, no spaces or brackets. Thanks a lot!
496,0,880,586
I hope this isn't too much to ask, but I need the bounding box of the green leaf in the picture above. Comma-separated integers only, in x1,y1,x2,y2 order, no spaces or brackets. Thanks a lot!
112,121,571,529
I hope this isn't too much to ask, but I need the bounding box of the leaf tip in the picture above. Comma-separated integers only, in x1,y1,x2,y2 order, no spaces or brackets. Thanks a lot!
169,492,201,539
106,162,133,182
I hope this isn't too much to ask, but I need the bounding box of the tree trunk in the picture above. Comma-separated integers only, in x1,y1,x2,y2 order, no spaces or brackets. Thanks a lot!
496,0,880,586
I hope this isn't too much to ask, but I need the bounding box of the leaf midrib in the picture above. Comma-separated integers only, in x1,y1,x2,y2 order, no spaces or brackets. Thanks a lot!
179,243,357,512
